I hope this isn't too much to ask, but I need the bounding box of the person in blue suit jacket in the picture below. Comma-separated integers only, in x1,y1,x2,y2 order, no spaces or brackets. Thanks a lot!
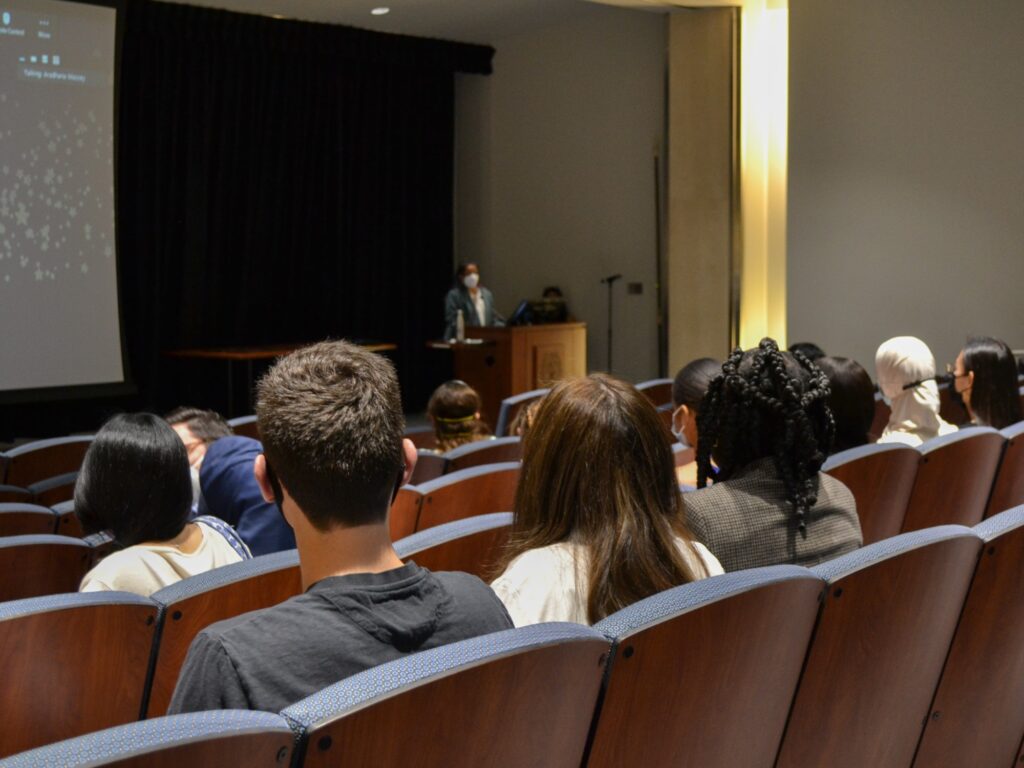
444,261,505,339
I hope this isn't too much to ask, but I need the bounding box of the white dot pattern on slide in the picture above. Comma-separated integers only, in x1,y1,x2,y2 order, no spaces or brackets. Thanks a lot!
0,711,291,767
282,623,607,732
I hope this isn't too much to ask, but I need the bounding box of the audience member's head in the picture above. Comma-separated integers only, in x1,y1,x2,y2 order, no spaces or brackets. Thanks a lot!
427,379,492,452
955,336,1022,429
255,340,412,532
875,335,954,446
509,396,542,439
76,413,192,547
697,338,833,529
789,341,826,362
816,356,876,453
671,357,721,449
542,286,563,300
498,374,708,623
164,406,232,467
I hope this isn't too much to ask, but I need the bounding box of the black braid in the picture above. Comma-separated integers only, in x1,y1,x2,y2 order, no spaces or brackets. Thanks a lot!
695,338,835,536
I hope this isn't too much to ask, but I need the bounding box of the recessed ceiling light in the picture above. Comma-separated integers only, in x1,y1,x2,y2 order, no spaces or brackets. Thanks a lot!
371,7,390,15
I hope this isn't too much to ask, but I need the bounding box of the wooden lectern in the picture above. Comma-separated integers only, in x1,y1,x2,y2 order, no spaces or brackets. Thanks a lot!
435,323,587,429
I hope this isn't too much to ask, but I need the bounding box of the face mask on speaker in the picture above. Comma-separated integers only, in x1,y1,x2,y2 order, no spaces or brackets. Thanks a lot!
463,273,480,289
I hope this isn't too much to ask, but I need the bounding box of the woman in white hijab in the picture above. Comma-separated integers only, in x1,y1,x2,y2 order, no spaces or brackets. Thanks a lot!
875,336,957,446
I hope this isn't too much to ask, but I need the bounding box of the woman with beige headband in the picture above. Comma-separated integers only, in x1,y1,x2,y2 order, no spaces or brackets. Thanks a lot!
427,380,494,453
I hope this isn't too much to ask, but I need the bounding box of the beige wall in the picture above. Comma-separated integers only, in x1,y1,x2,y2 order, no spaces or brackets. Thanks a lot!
787,0,1024,373
455,5,667,381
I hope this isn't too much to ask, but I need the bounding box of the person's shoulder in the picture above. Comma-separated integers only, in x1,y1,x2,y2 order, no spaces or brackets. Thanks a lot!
425,568,512,628
79,546,167,594
197,591,315,647
817,471,857,509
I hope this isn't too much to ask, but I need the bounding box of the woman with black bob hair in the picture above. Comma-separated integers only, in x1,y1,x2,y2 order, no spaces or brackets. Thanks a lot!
815,356,876,453
76,413,250,595
953,336,1022,429
683,339,862,572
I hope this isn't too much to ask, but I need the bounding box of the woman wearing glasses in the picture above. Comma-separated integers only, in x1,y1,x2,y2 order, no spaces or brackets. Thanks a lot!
950,337,1022,429
875,336,957,446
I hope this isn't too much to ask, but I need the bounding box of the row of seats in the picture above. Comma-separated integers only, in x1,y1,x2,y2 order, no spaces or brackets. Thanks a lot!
3,507,1022,766
824,423,1024,543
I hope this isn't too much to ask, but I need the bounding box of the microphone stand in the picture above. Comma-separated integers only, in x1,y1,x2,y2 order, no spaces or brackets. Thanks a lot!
600,273,622,372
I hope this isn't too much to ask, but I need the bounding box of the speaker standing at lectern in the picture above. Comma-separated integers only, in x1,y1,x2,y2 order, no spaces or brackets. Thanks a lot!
444,261,505,340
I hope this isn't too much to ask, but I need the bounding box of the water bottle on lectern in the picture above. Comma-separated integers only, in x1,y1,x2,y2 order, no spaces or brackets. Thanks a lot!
456,309,466,342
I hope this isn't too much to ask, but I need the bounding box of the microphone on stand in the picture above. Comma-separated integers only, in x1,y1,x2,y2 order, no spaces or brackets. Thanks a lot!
601,273,623,285
600,274,622,372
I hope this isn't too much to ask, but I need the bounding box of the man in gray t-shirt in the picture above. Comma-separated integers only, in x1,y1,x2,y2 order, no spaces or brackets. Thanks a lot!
168,341,512,714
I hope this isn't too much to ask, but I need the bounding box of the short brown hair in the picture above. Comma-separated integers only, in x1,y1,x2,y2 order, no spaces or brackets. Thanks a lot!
255,340,405,530
427,380,491,452
164,406,233,444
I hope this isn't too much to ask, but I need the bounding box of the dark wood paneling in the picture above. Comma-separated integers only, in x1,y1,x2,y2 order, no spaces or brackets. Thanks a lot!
902,433,1005,532
825,448,919,544
913,522,1024,767
301,638,608,768
587,577,823,768
776,536,981,768
144,564,302,717
0,601,158,757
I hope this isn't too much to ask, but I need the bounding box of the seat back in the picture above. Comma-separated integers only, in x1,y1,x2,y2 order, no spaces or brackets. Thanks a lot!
937,381,969,426
913,507,1024,768
985,420,1024,516
144,550,302,717
822,443,920,543
408,450,447,486
27,471,78,507
1,436,93,487
389,486,423,541
672,442,695,469
775,527,982,768
51,500,84,538
635,378,673,407
0,485,32,504
403,425,437,451
227,415,260,440
0,711,294,768
282,624,609,768
415,462,520,532
0,593,159,757
0,503,56,537
869,392,891,442
588,566,824,768
444,436,522,473
0,534,94,602
495,388,549,437
395,513,513,580
901,427,1006,532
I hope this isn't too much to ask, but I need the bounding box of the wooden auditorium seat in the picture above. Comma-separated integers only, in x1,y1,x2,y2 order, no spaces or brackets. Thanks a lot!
51,500,84,538
144,549,302,718
822,443,920,544
635,378,673,408
494,388,549,437
913,507,1024,768
27,471,78,508
0,436,93,488
0,534,94,602
0,711,295,768
408,450,447,486
226,414,260,440
869,391,891,442
0,485,32,504
587,565,824,768
403,425,437,451
672,442,695,469
985,420,1024,517
0,592,159,757
0,503,56,537
413,462,520,532
775,526,981,768
937,381,969,426
281,624,609,768
443,436,522,473
394,512,513,581
389,486,423,541
900,427,1005,532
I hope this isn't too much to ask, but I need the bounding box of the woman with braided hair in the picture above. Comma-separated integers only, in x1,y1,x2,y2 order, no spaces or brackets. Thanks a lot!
682,339,862,572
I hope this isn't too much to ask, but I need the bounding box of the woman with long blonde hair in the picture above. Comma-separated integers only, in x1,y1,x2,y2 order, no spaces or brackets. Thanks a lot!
491,374,722,626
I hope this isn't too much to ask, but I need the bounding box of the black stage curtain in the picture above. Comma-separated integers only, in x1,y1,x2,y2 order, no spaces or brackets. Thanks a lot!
114,1,493,419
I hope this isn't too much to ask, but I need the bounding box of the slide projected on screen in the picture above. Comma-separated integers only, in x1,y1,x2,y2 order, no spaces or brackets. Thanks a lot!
0,0,122,393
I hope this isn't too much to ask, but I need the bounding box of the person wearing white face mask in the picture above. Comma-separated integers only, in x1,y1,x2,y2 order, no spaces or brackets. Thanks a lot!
444,261,504,340
165,406,233,508
671,357,721,488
